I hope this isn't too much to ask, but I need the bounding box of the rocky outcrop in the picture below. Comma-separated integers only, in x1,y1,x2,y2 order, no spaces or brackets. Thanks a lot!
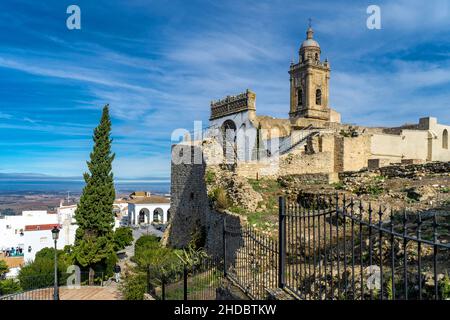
206,167,262,212
379,161,450,178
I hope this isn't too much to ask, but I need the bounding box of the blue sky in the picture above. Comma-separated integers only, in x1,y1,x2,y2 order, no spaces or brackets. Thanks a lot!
0,0,450,179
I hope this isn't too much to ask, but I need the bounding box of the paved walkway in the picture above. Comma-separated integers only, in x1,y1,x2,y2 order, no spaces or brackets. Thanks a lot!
60,285,120,300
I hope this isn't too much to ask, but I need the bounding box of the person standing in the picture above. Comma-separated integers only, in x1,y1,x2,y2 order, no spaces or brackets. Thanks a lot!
113,264,121,283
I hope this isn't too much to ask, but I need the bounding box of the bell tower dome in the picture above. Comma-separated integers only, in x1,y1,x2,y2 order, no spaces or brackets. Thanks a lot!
289,24,331,122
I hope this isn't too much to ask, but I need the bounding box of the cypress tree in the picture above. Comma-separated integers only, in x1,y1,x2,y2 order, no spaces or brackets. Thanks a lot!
73,105,116,272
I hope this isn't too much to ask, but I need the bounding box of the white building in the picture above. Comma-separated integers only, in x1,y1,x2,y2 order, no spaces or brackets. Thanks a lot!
23,223,69,262
0,192,170,277
127,192,171,225
0,211,57,251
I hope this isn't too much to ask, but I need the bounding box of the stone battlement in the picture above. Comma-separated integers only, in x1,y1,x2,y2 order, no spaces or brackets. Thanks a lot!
210,89,256,120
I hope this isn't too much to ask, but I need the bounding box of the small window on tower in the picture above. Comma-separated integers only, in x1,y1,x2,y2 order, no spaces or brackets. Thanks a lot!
297,88,303,107
443,129,448,149
316,89,322,106
315,53,319,61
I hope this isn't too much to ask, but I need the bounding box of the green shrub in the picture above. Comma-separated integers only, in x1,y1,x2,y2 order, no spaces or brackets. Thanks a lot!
229,206,246,214
134,235,160,253
0,279,21,295
119,272,147,300
205,170,216,185
0,260,9,277
387,278,394,300
367,184,383,196
332,182,345,190
114,227,133,251
440,275,450,299
18,247,71,289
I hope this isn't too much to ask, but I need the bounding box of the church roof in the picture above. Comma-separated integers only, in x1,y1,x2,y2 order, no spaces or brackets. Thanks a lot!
128,195,170,204
301,26,320,49
301,39,320,48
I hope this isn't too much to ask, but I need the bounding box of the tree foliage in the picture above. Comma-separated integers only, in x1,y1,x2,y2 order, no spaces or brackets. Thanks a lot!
18,247,71,290
120,235,184,300
0,279,21,296
72,105,116,271
0,260,9,278
113,227,133,251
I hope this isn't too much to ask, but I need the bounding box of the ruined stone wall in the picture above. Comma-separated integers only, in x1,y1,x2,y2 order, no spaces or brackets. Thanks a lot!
339,161,450,180
164,145,244,258
279,151,334,175
164,145,209,248
334,136,344,172
342,135,371,171
379,161,450,178
234,161,278,179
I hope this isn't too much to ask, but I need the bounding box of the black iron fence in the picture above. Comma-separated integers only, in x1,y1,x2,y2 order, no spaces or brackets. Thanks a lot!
147,255,223,300
0,271,106,300
223,221,279,300
223,195,450,300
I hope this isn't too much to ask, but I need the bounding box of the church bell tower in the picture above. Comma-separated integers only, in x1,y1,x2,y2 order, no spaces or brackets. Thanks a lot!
289,25,331,121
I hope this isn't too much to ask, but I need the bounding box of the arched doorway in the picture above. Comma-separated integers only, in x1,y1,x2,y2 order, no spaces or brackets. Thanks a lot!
153,208,163,223
221,120,237,164
138,208,150,224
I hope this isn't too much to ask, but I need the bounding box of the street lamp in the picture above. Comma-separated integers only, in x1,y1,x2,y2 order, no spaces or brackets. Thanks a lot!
51,226,60,301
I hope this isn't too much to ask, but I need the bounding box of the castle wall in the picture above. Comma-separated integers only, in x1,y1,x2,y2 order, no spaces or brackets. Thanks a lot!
370,130,429,162
165,145,209,248
342,135,371,171
279,151,334,175
428,121,450,162
332,135,371,172
235,161,279,179
164,145,243,258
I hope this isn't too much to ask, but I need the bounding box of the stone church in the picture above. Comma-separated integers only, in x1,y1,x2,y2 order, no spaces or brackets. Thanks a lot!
165,26,450,249
199,26,450,181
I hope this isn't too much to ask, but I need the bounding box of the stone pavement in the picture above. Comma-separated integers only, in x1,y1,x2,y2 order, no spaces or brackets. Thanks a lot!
60,285,120,300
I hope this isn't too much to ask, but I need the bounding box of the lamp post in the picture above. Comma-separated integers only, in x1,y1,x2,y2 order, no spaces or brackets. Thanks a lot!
51,226,60,300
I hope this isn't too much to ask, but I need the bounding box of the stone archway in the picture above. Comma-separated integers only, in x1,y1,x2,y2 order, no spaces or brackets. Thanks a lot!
138,208,150,224
221,120,237,164
153,208,164,223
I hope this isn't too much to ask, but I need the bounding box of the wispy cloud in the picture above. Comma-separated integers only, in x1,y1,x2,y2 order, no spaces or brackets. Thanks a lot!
0,0,449,177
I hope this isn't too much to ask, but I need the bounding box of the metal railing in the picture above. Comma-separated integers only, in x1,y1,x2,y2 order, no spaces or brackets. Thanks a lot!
0,271,106,300
224,222,279,299
223,195,450,300
147,256,223,300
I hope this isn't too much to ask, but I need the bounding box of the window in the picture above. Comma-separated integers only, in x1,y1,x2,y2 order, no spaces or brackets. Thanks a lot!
315,53,319,61
443,129,449,149
316,89,322,105
297,88,303,107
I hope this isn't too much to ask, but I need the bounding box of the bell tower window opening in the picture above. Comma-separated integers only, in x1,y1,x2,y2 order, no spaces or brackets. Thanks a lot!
297,88,303,107
316,89,322,106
